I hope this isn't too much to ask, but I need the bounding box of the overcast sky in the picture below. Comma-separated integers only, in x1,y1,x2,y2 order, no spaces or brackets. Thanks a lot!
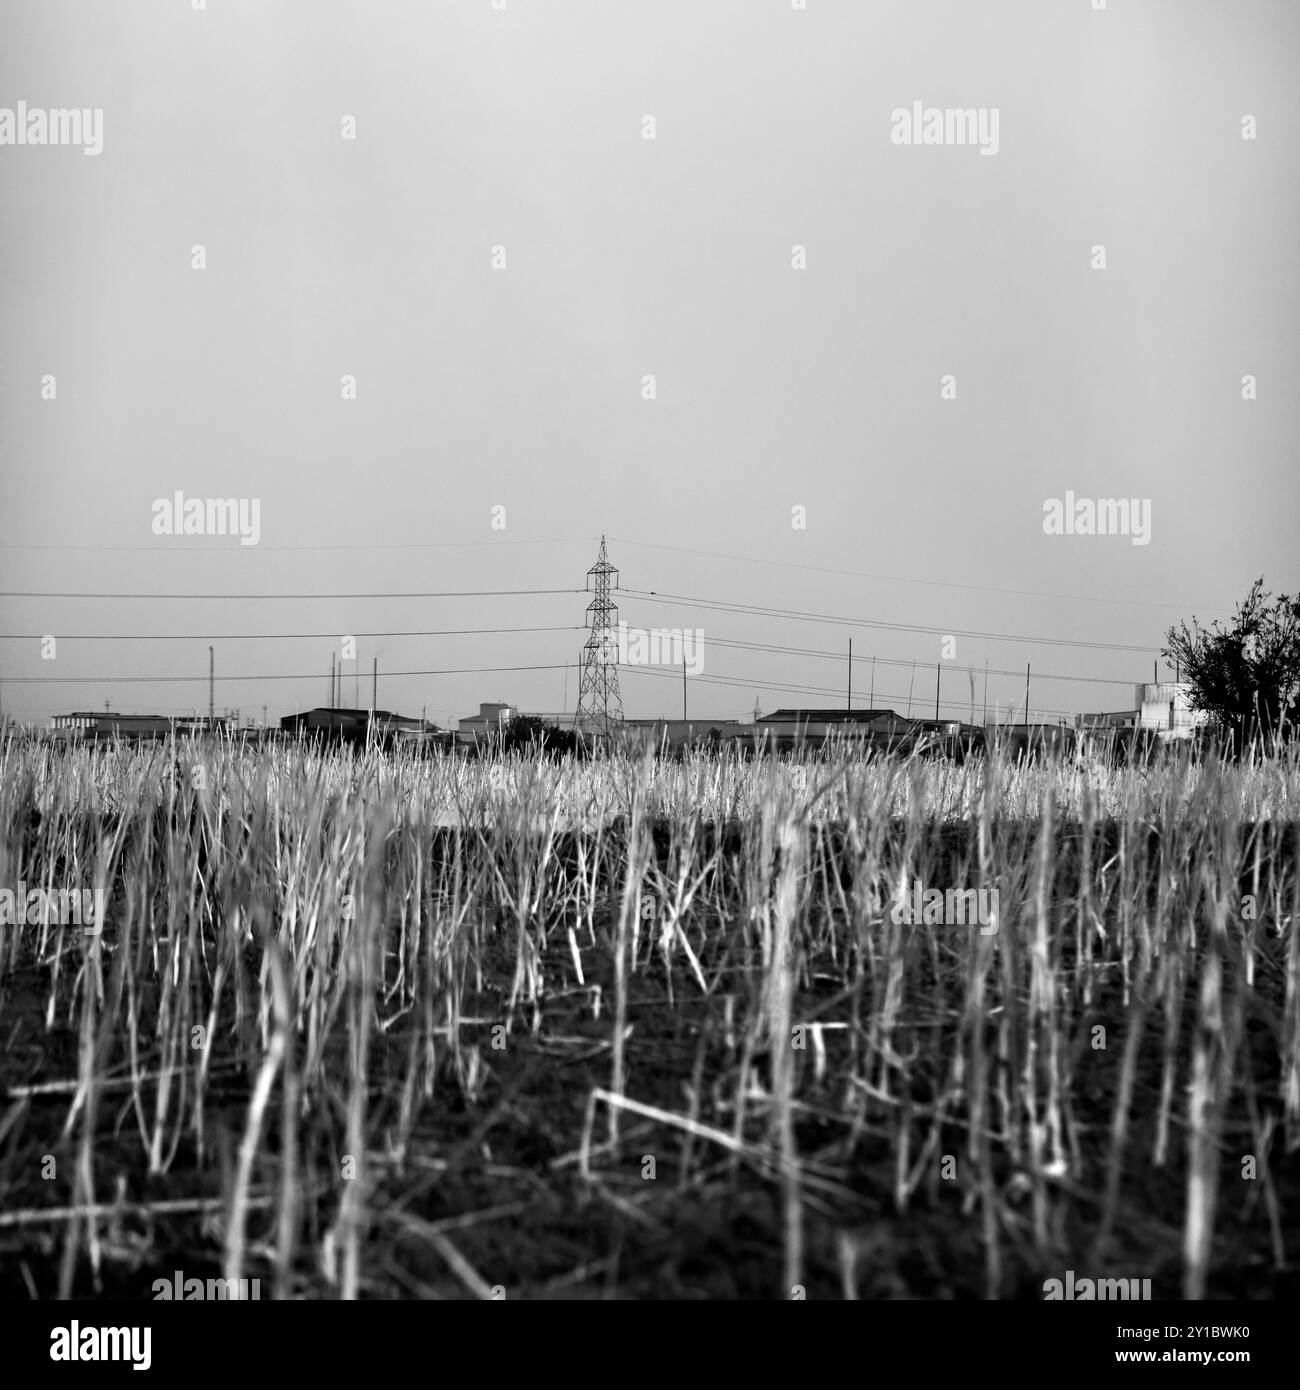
2,0,1297,729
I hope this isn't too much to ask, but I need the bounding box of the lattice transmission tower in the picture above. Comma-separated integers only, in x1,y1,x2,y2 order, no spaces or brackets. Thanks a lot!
575,535,623,735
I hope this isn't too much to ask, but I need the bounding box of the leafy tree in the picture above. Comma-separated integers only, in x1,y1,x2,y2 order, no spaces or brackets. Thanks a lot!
501,715,579,758
1163,578,1300,748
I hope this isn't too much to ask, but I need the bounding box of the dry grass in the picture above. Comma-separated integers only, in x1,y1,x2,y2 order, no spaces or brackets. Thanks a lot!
0,730,1296,1298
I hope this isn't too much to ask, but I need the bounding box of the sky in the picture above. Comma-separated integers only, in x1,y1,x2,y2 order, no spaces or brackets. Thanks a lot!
2,0,1297,730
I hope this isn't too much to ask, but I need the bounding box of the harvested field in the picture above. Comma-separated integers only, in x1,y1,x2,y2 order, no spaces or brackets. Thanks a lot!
1,737,1297,1299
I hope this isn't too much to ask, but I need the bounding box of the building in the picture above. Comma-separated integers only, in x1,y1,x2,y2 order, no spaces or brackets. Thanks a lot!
281,707,371,741
616,718,750,754
1134,682,1208,740
1076,682,1207,745
51,712,106,737
754,708,918,751
911,718,989,759
995,722,1077,758
1077,709,1138,733
517,711,611,744
456,702,516,747
520,712,582,731
279,707,436,748
50,712,230,742
372,711,439,739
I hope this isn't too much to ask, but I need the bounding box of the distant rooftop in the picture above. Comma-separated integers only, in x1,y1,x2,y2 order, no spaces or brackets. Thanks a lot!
759,708,904,723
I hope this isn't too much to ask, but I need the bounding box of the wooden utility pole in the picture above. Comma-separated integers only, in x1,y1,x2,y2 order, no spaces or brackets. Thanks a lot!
847,638,852,709
682,651,687,722
934,662,940,721
330,652,335,708
209,646,214,723
1024,664,1030,731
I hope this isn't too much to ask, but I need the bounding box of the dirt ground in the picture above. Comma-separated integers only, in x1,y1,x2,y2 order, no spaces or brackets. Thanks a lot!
1,818,1296,1299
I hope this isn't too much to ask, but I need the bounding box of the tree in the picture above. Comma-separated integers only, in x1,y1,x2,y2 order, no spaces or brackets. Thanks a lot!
501,715,579,759
1163,578,1300,749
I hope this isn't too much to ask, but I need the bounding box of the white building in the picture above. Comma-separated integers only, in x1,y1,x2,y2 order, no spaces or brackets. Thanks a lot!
1133,683,1209,740
456,702,516,745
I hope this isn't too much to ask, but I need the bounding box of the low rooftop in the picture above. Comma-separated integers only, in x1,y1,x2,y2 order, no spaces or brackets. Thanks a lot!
759,708,905,724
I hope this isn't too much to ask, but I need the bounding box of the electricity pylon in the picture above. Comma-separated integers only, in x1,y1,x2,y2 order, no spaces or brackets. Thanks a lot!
575,535,623,736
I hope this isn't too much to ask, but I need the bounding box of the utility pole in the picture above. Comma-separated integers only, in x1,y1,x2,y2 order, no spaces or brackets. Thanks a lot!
372,657,377,717
209,646,214,724
847,638,852,709
354,646,359,710
330,652,335,708
575,536,623,738
1024,664,1030,732
870,656,875,710
907,660,916,718
682,651,687,722
983,660,988,726
934,662,940,721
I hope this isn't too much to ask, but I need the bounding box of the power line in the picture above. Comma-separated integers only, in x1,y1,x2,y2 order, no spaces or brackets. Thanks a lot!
0,576,1182,659
620,662,1080,720
0,634,1137,687
3,657,1087,722
0,626,1151,693
6,652,1084,718
620,589,1159,655
0,592,578,603
0,554,1183,722
698,635,1140,688
606,535,1227,615
0,625,584,641
2,528,1225,619
1,663,572,686
0,537,592,553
